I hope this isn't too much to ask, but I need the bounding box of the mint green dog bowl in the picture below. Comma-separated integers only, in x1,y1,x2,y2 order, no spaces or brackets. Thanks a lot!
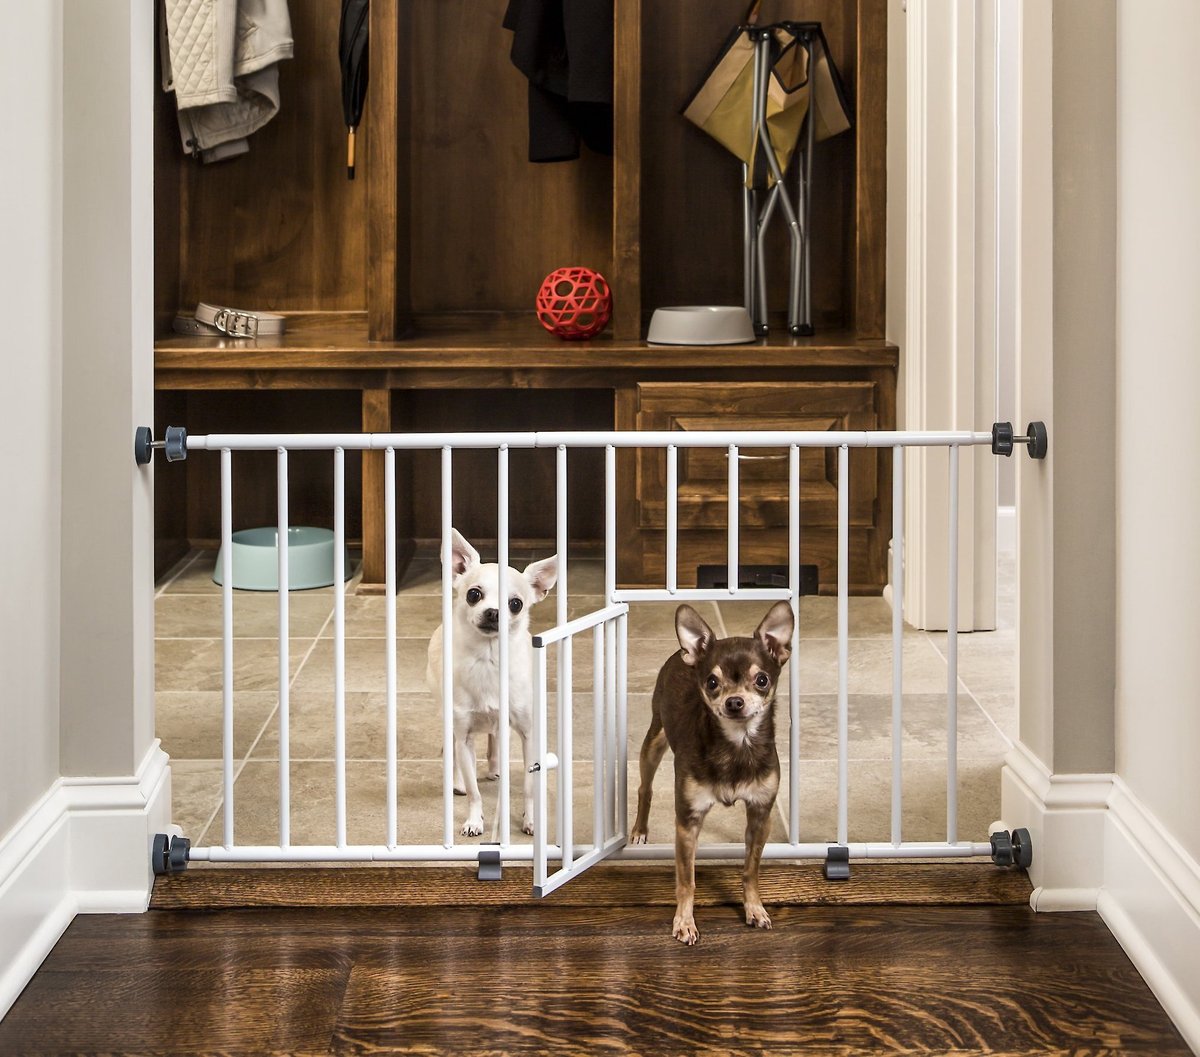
213,527,352,591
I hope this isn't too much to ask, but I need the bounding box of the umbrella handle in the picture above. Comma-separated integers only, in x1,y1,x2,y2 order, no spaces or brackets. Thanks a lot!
347,127,357,180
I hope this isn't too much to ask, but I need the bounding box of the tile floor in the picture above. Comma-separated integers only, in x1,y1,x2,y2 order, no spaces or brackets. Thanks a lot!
156,548,1017,855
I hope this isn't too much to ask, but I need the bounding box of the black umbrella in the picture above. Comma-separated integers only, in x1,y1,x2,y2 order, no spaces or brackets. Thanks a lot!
339,0,369,179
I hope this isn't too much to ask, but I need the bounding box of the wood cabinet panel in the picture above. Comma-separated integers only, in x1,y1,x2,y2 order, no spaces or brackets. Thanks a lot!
152,6,895,589
169,1,368,315
407,0,612,314
633,382,879,531
618,376,893,593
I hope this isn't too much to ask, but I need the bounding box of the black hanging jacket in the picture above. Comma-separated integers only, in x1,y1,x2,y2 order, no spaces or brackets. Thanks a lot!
503,0,614,162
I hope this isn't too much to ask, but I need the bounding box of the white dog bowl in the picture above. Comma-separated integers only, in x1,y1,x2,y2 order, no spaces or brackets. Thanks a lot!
213,526,352,591
646,305,756,346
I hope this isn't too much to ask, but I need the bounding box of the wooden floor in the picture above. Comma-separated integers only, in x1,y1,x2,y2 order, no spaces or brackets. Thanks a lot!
1,868,1189,1056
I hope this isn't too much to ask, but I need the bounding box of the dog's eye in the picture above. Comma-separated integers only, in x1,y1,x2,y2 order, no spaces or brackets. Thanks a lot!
465,587,482,606
705,675,719,692
755,672,771,690
508,597,523,615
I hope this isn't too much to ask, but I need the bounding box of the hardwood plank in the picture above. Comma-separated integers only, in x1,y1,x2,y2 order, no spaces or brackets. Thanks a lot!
3,906,1187,1056
151,862,1032,911
331,909,1188,1056
0,966,347,1056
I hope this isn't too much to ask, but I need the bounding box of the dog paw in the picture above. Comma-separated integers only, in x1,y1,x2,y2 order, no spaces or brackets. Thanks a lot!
521,815,534,836
461,817,485,837
672,915,699,946
629,828,648,845
453,787,466,797
484,771,501,782
745,903,772,930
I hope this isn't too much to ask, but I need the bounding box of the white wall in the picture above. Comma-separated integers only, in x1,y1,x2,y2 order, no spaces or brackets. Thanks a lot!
994,3,1017,508
1115,0,1200,862
1,3,165,1021
0,0,62,836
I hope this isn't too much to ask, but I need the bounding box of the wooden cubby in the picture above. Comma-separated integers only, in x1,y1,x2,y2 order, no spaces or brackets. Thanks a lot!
154,0,895,592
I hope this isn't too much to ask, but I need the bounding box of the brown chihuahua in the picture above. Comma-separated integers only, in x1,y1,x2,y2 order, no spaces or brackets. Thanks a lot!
631,601,794,945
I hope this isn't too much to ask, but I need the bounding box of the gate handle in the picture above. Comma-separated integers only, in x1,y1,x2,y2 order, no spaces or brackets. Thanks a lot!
529,753,559,774
991,421,1047,460
134,426,187,466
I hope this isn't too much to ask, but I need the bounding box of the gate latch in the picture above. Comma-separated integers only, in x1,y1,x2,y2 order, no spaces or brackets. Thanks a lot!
528,753,559,773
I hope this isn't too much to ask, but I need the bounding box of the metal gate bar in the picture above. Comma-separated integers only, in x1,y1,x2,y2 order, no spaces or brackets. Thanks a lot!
277,448,291,848
440,446,454,847
891,444,904,847
384,446,397,849
333,447,347,849
172,425,1042,873
220,447,234,847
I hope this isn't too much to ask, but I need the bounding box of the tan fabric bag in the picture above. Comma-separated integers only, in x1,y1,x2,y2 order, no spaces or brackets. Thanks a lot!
683,16,851,187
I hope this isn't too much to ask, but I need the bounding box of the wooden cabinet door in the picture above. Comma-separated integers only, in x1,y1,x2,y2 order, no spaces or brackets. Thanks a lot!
632,381,881,532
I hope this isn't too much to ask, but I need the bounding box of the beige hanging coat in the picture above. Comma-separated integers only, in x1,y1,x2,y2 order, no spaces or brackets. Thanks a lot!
160,0,294,162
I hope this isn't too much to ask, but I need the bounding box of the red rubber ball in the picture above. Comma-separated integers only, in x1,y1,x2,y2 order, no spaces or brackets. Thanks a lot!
536,267,612,340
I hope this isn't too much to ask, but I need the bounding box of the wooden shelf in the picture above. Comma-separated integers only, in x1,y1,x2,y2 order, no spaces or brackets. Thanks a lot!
155,312,898,378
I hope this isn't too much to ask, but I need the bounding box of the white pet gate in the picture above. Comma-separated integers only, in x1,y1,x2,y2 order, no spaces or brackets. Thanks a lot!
138,421,1047,895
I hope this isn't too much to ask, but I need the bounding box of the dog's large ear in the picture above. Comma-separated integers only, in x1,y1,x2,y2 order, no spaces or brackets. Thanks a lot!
754,600,795,664
523,554,558,603
676,604,715,667
444,528,480,582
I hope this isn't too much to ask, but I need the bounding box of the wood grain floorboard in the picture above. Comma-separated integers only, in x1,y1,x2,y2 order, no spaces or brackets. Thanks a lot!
0,905,1187,1056
150,862,1034,910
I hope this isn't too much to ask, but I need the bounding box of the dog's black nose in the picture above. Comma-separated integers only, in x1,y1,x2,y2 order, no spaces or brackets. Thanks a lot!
725,697,745,714
484,608,499,624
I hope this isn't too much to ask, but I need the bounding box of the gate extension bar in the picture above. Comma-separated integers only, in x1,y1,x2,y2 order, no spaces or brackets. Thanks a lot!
134,422,1048,466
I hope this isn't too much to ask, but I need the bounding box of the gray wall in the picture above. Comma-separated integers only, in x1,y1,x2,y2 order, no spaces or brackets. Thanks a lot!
0,0,62,835
1115,0,1200,859
1,0,157,844
59,0,157,779
1050,0,1117,775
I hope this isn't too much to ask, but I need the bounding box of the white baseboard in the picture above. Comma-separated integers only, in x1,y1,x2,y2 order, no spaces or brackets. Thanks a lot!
1002,742,1200,1052
1000,739,1110,909
0,786,73,1024
0,741,171,1021
1099,778,1200,1055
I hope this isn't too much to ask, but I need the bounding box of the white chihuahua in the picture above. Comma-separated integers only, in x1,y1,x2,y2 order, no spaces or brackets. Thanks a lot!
425,529,558,837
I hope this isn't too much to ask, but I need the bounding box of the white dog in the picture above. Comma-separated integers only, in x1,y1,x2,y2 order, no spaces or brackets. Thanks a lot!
426,529,558,837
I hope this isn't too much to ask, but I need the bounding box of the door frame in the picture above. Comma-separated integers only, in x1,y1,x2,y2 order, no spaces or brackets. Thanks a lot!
900,0,1000,632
